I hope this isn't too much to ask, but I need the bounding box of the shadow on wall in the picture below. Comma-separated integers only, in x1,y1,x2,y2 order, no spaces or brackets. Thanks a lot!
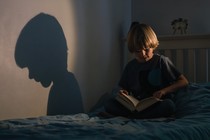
14,13,84,115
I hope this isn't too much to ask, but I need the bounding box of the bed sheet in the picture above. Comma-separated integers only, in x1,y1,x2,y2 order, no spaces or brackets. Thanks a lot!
0,83,210,140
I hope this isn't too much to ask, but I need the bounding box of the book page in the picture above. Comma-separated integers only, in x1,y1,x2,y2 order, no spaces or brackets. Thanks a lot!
139,97,159,104
136,97,161,112
119,93,139,107
115,96,136,111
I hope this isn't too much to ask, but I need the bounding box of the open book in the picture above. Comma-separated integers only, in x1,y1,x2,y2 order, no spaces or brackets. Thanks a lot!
115,92,162,112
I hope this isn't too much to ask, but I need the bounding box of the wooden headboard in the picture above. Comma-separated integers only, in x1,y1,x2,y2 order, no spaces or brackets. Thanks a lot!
157,34,210,83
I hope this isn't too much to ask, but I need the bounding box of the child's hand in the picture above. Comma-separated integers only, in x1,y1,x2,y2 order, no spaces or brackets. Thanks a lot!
119,90,129,95
153,90,166,99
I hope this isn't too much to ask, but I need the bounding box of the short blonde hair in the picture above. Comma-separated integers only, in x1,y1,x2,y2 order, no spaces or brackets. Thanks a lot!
127,23,159,53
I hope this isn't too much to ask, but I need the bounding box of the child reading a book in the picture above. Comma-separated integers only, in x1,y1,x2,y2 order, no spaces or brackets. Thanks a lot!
102,23,189,119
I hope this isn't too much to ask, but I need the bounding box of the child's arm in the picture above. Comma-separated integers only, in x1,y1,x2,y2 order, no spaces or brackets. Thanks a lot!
153,75,189,99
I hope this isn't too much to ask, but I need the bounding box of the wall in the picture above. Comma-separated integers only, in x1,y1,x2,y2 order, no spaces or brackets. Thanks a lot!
132,0,210,36
0,0,131,120
71,0,131,113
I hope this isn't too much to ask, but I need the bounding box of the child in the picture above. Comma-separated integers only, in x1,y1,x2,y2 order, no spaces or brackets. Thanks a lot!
103,23,189,119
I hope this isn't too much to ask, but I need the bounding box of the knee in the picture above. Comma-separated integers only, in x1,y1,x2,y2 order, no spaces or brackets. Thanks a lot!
162,99,176,114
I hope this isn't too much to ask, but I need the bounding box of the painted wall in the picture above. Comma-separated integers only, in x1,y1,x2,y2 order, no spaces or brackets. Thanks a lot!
132,0,210,36
0,0,131,120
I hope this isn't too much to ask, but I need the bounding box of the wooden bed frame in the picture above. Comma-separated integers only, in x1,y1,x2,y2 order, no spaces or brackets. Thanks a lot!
157,34,210,83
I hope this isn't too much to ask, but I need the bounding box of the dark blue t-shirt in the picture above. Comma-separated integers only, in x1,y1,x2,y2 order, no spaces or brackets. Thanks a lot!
119,54,181,99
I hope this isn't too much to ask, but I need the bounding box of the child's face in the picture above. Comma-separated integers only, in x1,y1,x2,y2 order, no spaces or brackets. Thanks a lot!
134,48,154,63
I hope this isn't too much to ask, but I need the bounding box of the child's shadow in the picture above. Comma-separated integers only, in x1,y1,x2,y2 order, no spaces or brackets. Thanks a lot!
15,13,84,115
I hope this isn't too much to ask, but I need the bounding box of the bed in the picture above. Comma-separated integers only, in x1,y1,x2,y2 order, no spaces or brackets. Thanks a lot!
1,35,210,140
0,83,210,139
